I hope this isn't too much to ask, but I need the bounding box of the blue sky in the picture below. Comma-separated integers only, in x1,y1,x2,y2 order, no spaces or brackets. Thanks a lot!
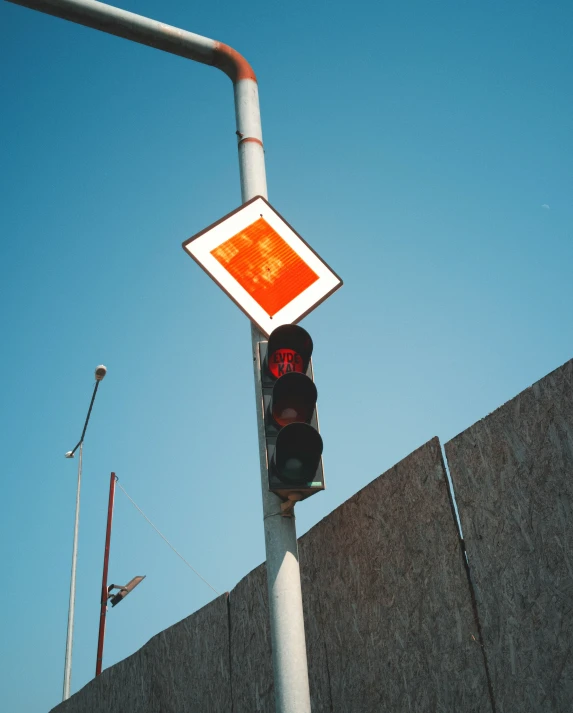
2,1,572,710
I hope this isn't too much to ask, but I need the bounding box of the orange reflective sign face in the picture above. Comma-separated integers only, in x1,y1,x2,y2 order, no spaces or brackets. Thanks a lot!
210,218,319,318
269,349,304,378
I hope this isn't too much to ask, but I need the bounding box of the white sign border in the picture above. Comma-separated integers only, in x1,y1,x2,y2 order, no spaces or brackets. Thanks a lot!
182,196,342,336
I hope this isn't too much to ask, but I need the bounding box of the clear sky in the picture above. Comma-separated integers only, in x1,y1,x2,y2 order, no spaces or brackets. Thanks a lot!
2,1,572,710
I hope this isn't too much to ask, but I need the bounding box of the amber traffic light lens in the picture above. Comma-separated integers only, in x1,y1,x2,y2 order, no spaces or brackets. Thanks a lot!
271,372,317,427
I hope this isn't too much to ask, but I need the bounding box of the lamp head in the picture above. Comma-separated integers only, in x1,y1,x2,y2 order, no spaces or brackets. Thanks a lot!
109,576,146,607
95,365,107,381
65,451,74,459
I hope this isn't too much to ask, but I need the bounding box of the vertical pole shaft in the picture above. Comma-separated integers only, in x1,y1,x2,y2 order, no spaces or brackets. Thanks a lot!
234,78,312,713
96,472,116,676
251,324,312,713
63,441,83,701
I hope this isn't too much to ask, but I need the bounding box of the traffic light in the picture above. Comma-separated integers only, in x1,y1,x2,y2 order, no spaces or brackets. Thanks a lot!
260,325,324,503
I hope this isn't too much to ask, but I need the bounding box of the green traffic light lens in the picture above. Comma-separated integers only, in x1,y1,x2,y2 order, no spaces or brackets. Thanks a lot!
273,423,323,485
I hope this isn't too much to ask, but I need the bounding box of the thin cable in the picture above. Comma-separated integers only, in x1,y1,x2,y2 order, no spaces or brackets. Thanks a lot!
116,482,220,596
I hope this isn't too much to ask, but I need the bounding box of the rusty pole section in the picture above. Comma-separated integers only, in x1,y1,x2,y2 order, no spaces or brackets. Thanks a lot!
7,2,310,711
95,472,117,677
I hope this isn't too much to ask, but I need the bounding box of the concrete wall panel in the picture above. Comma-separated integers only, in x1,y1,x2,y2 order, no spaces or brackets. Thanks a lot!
299,437,492,713
51,432,503,713
51,593,231,713
229,438,491,713
229,563,274,712
445,359,573,712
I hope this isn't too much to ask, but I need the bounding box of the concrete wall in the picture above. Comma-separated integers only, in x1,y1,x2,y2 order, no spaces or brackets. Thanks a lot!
297,437,491,713
445,359,573,712
52,441,490,713
51,359,573,713
53,594,231,713
229,438,491,712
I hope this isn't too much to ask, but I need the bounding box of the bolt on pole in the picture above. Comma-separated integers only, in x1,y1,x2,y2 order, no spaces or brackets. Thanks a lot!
7,2,312,710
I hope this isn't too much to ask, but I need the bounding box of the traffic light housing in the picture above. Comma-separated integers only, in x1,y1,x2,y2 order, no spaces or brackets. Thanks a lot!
260,325,324,501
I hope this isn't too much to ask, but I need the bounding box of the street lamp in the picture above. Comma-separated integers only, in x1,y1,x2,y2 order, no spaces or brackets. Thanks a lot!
108,576,146,608
62,365,107,701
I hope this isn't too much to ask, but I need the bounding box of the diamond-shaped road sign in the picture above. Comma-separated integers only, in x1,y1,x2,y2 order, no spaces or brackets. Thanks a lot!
182,196,342,336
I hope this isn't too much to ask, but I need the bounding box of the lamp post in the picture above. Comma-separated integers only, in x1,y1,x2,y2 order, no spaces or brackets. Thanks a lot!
95,471,145,677
6,1,313,710
62,364,107,701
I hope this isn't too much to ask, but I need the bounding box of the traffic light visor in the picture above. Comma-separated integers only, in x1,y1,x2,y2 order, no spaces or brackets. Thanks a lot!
273,423,323,485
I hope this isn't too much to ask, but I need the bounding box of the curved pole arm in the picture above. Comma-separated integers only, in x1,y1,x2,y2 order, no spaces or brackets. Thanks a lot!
7,0,253,80
67,380,99,455
6,0,267,200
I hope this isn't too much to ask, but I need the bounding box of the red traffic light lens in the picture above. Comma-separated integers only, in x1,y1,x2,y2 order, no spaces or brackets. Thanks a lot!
268,348,304,379
266,325,313,378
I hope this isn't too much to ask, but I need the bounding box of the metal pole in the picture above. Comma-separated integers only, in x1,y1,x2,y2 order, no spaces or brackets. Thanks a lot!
61,366,107,699
250,324,312,712
63,441,82,701
96,472,117,676
7,3,311,710
234,70,313,713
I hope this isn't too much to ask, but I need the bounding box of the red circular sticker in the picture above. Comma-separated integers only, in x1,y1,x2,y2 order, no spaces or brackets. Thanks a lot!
268,349,303,378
